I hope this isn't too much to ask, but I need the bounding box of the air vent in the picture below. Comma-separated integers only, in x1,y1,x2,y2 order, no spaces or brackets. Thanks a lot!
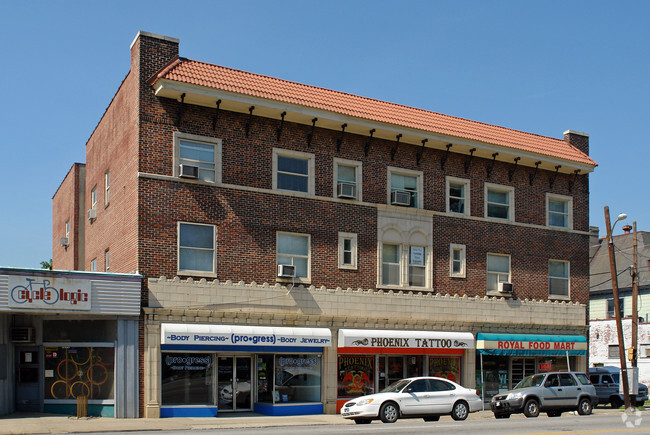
337,182,356,199
179,164,199,179
277,264,296,278
11,327,35,343
391,190,412,206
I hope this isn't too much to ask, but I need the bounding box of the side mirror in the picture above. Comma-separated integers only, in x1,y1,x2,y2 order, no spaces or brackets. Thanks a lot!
544,381,552,387
405,387,414,393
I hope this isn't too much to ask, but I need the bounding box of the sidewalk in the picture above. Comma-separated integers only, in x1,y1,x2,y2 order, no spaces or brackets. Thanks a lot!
0,408,626,434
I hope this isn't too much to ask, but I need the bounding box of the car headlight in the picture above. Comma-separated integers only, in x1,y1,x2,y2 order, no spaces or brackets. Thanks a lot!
356,398,374,406
506,392,523,400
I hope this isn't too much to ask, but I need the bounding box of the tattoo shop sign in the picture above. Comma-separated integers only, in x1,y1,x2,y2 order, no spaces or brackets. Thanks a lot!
338,329,474,350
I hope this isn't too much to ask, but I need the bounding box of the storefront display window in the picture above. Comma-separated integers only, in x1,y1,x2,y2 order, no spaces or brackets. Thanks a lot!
428,357,460,383
44,346,114,400
337,355,374,398
257,354,273,403
274,354,321,403
43,320,116,342
161,353,213,405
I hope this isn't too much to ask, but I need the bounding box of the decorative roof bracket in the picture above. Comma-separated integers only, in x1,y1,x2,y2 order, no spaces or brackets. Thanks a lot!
529,161,542,185
177,93,186,125
245,106,255,137
568,169,581,192
212,99,222,131
508,157,521,182
549,165,562,188
390,134,402,160
440,144,453,169
336,123,347,153
464,148,477,173
306,118,318,147
416,138,428,165
276,111,287,142
364,129,376,157
486,153,499,178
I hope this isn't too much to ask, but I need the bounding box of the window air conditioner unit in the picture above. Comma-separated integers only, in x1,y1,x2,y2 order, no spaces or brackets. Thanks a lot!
643,347,650,358
11,327,35,343
179,164,199,179
277,264,296,278
87,208,97,220
60,237,69,247
337,182,356,199
498,282,514,293
391,190,412,206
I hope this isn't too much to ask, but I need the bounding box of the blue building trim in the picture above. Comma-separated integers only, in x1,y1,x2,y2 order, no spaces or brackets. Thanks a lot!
254,402,323,416
160,406,218,418
161,344,324,353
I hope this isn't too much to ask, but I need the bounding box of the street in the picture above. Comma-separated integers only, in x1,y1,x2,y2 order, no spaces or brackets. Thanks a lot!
89,411,650,435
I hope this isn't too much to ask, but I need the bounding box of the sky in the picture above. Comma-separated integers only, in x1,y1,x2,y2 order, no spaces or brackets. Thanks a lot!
0,0,648,269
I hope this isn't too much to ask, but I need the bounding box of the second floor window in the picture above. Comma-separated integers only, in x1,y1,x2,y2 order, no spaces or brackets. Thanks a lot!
105,249,110,272
104,170,110,206
485,184,514,221
65,220,70,239
549,260,569,297
338,232,357,269
178,222,216,274
91,186,97,210
273,149,314,195
388,168,422,208
277,232,310,279
487,253,510,292
450,244,466,278
334,158,361,200
547,194,572,229
447,177,470,215
607,298,624,319
90,259,97,272
381,243,400,285
179,139,216,182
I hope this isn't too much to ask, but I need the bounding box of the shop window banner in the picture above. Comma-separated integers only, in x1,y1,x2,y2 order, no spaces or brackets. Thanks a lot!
428,357,460,383
338,355,374,397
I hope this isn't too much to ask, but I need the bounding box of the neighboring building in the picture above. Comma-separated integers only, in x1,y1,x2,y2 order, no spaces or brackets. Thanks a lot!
589,227,650,382
0,267,141,417
52,31,597,418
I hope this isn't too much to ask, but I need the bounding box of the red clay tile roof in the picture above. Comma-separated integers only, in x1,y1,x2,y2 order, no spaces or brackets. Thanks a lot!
154,58,597,167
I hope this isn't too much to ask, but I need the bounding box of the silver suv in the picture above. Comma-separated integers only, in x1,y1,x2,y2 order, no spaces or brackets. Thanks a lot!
490,372,598,418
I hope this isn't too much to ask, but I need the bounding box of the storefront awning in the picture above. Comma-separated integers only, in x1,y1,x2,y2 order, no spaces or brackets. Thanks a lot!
161,323,332,352
338,329,474,355
476,333,587,356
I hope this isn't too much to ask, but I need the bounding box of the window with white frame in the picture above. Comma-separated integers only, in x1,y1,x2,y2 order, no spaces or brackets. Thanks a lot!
549,260,569,297
485,183,514,221
273,149,315,195
178,222,216,275
381,243,401,286
104,170,110,207
487,253,510,292
174,132,222,183
90,258,97,272
408,246,426,287
546,194,573,229
91,186,97,210
277,232,310,280
65,220,70,239
449,244,466,278
608,345,620,359
338,232,358,269
388,167,422,208
104,249,110,272
334,158,362,201
607,298,624,319
446,177,470,215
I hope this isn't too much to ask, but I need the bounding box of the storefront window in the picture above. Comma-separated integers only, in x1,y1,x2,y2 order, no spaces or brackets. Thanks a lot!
337,355,374,398
428,357,460,383
274,354,321,403
161,353,213,405
43,320,116,342
257,354,274,403
44,346,114,400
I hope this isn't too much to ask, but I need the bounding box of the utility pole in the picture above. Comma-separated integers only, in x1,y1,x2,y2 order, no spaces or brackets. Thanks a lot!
604,206,631,408
632,221,639,368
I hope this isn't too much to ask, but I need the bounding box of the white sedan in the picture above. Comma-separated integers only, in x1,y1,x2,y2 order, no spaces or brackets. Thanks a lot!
341,377,483,424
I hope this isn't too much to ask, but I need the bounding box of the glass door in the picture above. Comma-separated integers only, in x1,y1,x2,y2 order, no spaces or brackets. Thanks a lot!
217,356,252,411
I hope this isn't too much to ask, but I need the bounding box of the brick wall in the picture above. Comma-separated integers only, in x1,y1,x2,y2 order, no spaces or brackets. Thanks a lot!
52,163,84,270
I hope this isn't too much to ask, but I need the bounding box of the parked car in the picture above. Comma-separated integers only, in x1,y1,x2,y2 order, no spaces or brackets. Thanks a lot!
589,366,648,408
490,372,597,418
341,376,482,424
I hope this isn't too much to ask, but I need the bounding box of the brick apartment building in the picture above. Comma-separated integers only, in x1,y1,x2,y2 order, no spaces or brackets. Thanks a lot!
51,31,597,418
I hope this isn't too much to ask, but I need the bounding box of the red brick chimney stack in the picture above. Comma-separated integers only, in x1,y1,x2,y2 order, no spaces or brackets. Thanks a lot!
563,130,590,156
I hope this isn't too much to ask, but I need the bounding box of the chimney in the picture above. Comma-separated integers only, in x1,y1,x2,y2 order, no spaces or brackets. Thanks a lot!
564,130,589,156
130,31,179,85
622,225,632,234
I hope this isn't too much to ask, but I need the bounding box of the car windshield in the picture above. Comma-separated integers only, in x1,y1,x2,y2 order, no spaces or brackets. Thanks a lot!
514,374,545,389
380,379,411,393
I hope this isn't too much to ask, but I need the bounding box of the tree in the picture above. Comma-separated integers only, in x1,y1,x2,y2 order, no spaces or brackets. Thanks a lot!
40,259,53,270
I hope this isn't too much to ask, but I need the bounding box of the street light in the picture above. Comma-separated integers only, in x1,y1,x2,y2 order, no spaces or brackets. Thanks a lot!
604,206,630,408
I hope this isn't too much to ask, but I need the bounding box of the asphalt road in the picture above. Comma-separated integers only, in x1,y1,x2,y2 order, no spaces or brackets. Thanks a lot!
93,412,650,435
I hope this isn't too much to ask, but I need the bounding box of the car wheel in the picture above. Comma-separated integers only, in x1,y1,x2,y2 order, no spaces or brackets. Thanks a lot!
353,419,371,424
423,415,440,422
494,413,511,419
610,396,623,409
547,411,562,417
451,401,469,421
379,402,399,423
523,399,540,418
578,398,593,415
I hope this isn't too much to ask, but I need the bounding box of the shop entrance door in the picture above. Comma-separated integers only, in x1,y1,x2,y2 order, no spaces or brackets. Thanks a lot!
217,356,252,411
15,347,41,412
